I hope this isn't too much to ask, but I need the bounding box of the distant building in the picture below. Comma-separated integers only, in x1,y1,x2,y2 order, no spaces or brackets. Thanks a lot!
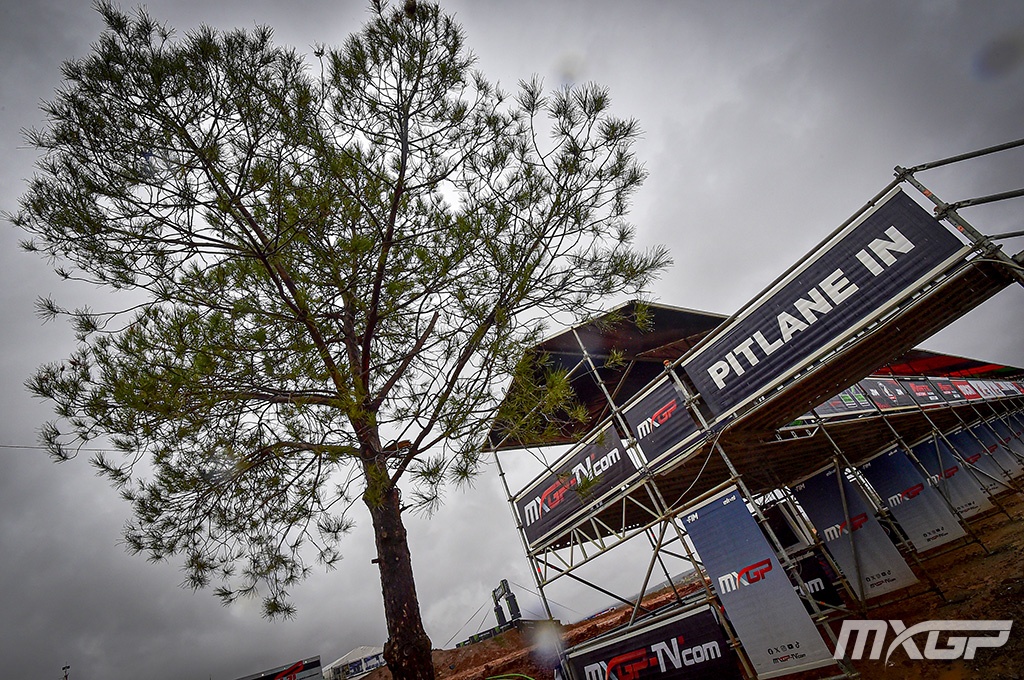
234,657,322,680
322,647,386,680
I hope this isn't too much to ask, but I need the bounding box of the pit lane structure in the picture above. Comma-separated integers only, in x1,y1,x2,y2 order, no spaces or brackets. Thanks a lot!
488,140,1024,679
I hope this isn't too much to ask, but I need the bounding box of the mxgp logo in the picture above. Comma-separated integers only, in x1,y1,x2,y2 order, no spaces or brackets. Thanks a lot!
521,447,623,527
717,558,773,593
823,512,868,542
835,619,1012,662
925,465,960,487
582,634,722,679
635,399,678,439
523,475,577,527
887,483,924,508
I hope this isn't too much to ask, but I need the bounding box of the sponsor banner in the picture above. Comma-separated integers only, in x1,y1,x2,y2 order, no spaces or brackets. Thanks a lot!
859,448,966,551
790,553,844,612
812,384,876,419
988,419,1024,465
912,435,993,518
951,379,983,401
623,376,701,471
515,426,634,549
999,382,1019,397
972,380,1003,400
234,658,321,680
930,378,967,404
684,486,834,678
681,188,968,418
995,381,1023,397
791,466,918,600
970,423,1024,477
565,606,741,680
1008,412,1024,440
899,378,944,407
944,429,1014,492
859,377,918,411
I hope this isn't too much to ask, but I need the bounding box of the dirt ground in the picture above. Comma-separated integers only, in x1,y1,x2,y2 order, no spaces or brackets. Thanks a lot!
364,491,1024,680
841,489,1024,680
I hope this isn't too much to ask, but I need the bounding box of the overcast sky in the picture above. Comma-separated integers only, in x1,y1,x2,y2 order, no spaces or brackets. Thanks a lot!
2,1,1023,679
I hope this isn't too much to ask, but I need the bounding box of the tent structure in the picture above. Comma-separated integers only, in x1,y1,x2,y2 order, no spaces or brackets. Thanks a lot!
486,301,728,451
876,348,1024,380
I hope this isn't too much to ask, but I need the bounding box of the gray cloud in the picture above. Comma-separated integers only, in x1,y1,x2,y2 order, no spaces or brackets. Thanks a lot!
1,1,1022,679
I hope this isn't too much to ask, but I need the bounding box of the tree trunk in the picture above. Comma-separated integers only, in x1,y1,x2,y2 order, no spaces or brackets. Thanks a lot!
365,482,435,680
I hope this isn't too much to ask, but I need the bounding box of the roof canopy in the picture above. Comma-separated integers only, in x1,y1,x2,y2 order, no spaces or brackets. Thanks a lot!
486,301,727,450
489,294,1023,452
876,348,1024,380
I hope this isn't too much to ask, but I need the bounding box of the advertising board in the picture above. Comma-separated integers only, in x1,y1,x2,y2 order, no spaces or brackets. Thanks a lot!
515,426,635,549
684,487,834,678
859,448,965,551
682,189,968,418
565,606,741,680
791,467,918,600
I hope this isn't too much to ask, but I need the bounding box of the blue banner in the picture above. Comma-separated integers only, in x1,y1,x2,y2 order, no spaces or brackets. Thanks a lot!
912,435,993,518
945,428,1015,491
1008,412,1024,441
623,376,701,471
859,448,965,551
682,189,967,418
684,487,834,678
970,423,1024,478
565,606,741,680
989,419,1024,470
515,426,635,549
791,466,918,600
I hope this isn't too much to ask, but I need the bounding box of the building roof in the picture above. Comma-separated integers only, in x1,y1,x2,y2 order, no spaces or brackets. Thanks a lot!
324,647,384,670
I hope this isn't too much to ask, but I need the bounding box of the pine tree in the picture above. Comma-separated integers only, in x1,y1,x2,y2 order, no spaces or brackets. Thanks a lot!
11,2,669,677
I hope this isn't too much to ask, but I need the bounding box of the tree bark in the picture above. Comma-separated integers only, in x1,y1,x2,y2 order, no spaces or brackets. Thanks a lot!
365,481,435,680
